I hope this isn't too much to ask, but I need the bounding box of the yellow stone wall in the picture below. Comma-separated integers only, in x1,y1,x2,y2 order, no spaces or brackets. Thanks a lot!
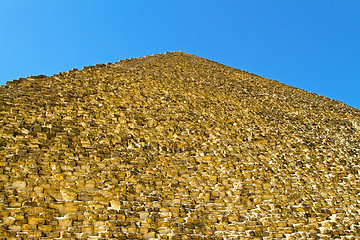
0,52,360,239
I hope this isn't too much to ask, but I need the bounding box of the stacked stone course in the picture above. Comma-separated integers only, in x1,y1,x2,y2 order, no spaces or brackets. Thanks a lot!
0,52,360,239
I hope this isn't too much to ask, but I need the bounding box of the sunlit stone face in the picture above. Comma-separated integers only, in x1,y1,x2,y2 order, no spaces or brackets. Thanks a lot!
0,52,359,239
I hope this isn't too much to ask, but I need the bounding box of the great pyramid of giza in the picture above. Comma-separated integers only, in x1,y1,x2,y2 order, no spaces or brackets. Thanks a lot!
1,52,359,239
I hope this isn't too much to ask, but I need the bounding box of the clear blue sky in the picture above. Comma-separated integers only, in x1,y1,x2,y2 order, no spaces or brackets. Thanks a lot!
1,0,359,109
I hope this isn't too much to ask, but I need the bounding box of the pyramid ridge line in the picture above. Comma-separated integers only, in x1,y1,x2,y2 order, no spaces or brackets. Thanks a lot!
2,52,359,112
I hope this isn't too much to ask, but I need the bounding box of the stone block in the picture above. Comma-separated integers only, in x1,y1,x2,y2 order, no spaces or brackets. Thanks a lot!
82,226,94,235
60,189,78,201
28,217,45,225
26,231,43,238
0,174,9,181
143,232,156,239
3,216,16,224
12,181,26,188
22,224,37,231
8,225,22,231
140,211,149,220
37,224,53,232
58,218,73,227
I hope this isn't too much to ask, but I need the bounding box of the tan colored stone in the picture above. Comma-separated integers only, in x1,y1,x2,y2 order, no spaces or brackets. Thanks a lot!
143,232,156,239
60,189,78,201
1,52,360,239
28,217,45,225
58,218,73,227
12,181,26,188
8,225,21,231
3,216,16,224
37,225,53,232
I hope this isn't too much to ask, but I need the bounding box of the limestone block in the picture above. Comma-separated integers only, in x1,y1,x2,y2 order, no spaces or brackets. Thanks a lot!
143,232,156,239
82,226,94,235
274,232,284,238
99,232,113,238
140,211,150,220
33,186,44,193
237,224,247,231
139,226,149,234
3,216,16,224
12,181,26,188
8,225,21,231
0,175,9,181
84,180,96,190
78,192,92,201
54,174,64,180
62,204,79,214
4,238,21,240
26,231,43,238
199,192,211,202
60,188,78,201
74,232,88,239
22,224,37,231
277,221,288,227
37,225,53,232
283,227,294,234
58,218,73,227
123,226,138,234
28,217,45,225
117,214,126,221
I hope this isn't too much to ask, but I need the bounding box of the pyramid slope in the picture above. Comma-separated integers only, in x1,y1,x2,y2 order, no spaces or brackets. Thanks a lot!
0,52,360,239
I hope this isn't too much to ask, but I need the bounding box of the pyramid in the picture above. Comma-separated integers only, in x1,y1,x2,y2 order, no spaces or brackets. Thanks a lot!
0,52,360,239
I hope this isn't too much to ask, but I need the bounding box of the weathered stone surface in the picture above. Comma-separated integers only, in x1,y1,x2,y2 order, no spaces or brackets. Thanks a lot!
0,52,360,239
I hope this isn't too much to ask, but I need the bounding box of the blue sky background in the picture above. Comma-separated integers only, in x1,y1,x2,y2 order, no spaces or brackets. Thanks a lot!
1,0,359,109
